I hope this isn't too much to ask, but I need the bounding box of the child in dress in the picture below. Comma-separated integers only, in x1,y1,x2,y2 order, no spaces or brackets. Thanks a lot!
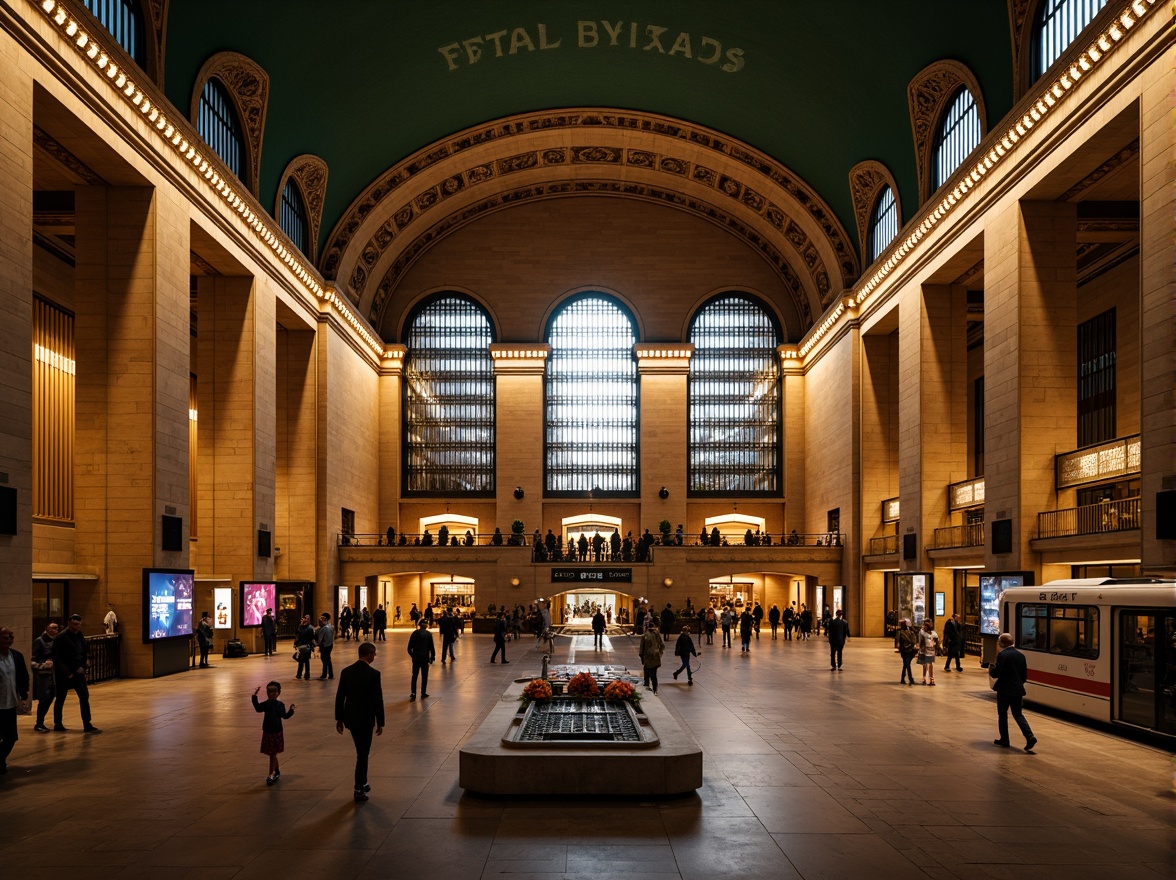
252,680,295,785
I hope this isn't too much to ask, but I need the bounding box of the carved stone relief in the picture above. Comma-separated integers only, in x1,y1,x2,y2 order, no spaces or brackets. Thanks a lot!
275,154,328,262
190,51,270,198
848,160,902,265
907,60,987,205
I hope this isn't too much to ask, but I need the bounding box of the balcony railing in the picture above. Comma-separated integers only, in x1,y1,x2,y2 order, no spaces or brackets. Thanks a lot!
948,476,985,511
868,534,898,555
85,633,121,684
1055,434,1141,490
1038,497,1140,539
932,523,985,549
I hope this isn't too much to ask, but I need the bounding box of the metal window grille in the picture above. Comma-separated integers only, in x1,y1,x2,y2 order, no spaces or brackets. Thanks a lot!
82,0,145,67
197,78,243,181
545,296,638,494
1077,308,1115,447
687,295,780,494
404,295,495,494
1032,0,1108,81
931,88,980,192
279,178,309,254
867,186,898,262
33,296,75,522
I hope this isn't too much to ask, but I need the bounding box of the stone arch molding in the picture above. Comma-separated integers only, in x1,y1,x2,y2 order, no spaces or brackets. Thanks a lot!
275,154,329,263
189,51,270,198
848,160,902,267
321,109,861,334
907,60,987,205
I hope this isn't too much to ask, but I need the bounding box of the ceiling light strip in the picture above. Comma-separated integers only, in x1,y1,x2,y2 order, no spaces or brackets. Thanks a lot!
798,0,1155,359
33,0,386,359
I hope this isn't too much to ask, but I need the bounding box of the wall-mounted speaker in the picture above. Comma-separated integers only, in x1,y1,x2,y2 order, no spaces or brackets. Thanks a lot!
162,514,183,551
992,519,1012,555
1157,491,1176,540
0,486,16,535
258,529,272,558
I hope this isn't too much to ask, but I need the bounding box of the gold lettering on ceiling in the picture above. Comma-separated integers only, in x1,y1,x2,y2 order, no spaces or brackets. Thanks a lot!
439,21,744,73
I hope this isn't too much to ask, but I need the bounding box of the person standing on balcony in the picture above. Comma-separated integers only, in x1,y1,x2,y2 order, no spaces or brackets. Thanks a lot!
51,614,100,734
943,613,965,672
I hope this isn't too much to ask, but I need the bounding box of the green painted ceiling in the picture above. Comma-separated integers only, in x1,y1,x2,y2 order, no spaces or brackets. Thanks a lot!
164,1,1014,263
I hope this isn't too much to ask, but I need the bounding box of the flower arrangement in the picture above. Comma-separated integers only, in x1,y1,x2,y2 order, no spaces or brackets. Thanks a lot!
603,679,640,706
520,678,552,706
566,671,600,697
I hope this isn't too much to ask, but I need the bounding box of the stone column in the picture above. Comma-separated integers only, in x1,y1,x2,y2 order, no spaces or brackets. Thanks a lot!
898,284,968,571
780,345,806,534
636,344,693,539
1139,62,1176,575
983,201,1077,572
75,187,191,677
491,345,548,541
0,64,33,647
193,275,276,607
860,333,898,544
275,325,319,581
377,345,405,545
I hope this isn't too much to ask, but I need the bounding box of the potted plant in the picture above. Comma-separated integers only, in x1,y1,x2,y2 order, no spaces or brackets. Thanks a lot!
509,519,525,546
520,678,553,707
566,671,600,697
659,518,673,546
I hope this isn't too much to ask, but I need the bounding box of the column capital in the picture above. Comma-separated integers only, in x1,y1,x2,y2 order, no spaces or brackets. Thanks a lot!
380,344,406,376
778,344,803,374
635,343,694,375
491,343,549,375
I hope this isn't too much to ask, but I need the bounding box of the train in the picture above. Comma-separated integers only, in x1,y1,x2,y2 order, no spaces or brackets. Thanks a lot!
996,578,1175,739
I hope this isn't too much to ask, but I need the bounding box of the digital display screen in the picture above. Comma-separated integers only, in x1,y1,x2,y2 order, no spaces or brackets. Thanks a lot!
144,569,194,642
241,582,276,627
979,576,1001,635
214,587,233,630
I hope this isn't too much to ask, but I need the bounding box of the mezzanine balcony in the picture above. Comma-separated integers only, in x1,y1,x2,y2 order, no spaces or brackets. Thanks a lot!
1037,497,1140,539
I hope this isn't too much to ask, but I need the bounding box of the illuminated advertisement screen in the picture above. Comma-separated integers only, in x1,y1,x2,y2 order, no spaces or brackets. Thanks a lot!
143,569,194,642
241,582,276,627
214,587,233,630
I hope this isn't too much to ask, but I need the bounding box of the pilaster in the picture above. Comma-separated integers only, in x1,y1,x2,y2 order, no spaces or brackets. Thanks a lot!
635,344,693,535
491,344,549,535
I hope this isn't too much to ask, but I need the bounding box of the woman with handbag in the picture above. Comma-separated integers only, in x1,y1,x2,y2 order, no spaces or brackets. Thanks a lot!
293,614,316,680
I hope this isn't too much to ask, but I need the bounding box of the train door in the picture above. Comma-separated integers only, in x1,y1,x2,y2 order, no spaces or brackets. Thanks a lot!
1118,610,1176,735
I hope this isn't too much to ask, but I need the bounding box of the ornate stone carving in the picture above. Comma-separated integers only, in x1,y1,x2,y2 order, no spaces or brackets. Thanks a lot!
274,154,328,262
1008,0,1038,101
141,0,169,87
321,109,859,332
848,160,902,265
907,60,987,205
190,52,270,197
33,125,105,185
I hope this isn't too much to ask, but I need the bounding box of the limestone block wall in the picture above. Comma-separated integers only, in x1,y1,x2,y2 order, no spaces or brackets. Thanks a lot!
860,331,898,541
275,326,318,582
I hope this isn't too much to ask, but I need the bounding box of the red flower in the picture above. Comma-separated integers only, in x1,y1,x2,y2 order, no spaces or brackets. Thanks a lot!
566,672,600,696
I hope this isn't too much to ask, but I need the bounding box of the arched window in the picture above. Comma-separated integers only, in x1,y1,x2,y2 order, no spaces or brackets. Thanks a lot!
197,78,244,181
1031,0,1108,82
279,178,309,255
403,295,495,495
867,186,898,262
931,87,981,193
82,0,145,67
688,294,780,494
545,295,638,495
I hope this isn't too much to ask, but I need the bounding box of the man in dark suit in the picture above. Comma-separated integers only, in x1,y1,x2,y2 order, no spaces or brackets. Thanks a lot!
335,641,385,802
989,632,1037,752
0,626,31,774
406,618,435,700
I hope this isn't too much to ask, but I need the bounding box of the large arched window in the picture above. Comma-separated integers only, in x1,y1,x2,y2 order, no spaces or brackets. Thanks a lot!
545,295,638,495
931,87,981,193
688,294,780,494
867,186,898,262
197,78,244,181
403,294,495,495
279,178,309,255
1031,0,1108,82
82,0,145,67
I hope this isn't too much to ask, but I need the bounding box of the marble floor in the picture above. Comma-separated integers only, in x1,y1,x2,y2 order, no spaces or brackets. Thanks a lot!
1,628,1171,880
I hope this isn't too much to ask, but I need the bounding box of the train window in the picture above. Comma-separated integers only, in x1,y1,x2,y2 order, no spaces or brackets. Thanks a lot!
1017,603,1099,659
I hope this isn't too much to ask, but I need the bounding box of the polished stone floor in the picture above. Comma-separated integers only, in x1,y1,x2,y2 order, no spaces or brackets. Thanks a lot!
1,627,1171,880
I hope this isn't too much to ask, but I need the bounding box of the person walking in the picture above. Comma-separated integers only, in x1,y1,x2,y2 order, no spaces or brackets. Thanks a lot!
943,613,965,672
372,605,387,641
316,613,335,680
896,618,918,685
407,619,435,700
293,614,315,680
261,608,277,656
0,626,31,774
251,680,295,785
671,626,698,685
335,641,385,802
827,608,849,670
768,604,780,639
360,607,371,640
591,608,606,650
799,605,813,640
989,632,1037,752
339,604,353,641
704,607,717,645
438,608,457,664
639,621,665,693
720,606,733,648
917,618,939,685
51,614,100,733
31,622,58,731
490,610,509,664
660,603,675,637
752,602,764,639
739,607,754,653
196,612,214,667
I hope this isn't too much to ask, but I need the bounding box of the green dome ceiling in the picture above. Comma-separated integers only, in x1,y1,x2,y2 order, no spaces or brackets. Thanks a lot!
164,0,1014,259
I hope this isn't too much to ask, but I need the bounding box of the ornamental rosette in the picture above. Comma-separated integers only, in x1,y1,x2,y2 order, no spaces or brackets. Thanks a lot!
566,671,600,697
